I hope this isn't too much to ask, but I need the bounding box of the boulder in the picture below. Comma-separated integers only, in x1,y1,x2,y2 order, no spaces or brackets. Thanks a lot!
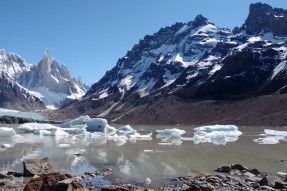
249,168,260,176
101,184,154,191
23,173,87,191
0,177,14,190
7,171,24,177
231,164,249,171
215,165,232,173
259,175,283,188
23,157,58,176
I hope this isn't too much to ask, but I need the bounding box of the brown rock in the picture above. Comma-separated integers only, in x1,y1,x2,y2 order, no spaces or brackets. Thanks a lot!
23,173,87,191
101,184,152,191
0,178,14,190
23,157,59,176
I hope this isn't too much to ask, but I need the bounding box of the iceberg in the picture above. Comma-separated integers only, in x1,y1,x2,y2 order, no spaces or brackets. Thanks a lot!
33,128,69,137
57,144,71,148
1,144,12,149
17,115,152,147
192,125,242,145
0,127,17,138
253,129,287,144
86,118,108,132
156,128,186,136
18,123,58,133
114,137,127,146
156,128,185,145
61,115,90,128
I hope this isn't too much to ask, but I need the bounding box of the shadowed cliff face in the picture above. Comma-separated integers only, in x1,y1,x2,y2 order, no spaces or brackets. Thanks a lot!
0,72,46,111
244,3,287,36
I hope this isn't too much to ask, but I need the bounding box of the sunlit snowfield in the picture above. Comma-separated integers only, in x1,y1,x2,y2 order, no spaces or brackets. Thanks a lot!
1,123,287,188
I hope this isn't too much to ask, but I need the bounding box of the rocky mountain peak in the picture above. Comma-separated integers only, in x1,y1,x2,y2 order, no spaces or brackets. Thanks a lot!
45,48,50,58
244,3,287,36
193,14,209,27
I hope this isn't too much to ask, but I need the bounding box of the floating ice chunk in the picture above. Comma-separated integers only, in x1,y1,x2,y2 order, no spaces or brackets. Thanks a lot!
61,115,90,128
253,129,287,144
34,128,69,137
62,125,87,135
105,125,117,135
145,178,151,185
171,138,183,145
181,137,194,141
144,150,154,152
18,123,58,133
278,172,287,176
263,129,287,136
2,144,12,149
158,143,173,145
118,125,134,132
114,137,127,146
0,127,17,138
86,118,107,132
156,128,186,136
57,144,71,148
192,125,242,145
129,133,152,140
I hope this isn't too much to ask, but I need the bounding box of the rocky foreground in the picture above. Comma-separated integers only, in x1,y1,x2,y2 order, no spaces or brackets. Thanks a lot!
1,157,287,191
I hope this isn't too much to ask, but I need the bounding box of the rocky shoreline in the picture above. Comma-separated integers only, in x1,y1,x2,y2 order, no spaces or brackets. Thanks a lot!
1,157,287,191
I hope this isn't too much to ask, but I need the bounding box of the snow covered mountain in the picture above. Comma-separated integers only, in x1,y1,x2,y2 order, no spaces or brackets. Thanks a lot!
57,3,287,124
0,49,88,110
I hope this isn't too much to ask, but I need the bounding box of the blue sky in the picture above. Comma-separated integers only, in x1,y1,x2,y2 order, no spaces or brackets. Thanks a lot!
0,0,286,85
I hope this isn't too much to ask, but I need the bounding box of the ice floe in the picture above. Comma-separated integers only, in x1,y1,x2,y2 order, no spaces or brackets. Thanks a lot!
253,129,287,144
17,116,153,147
18,123,58,133
156,128,186,145
61,115,90,128
0,127,23,139
192,125,242,145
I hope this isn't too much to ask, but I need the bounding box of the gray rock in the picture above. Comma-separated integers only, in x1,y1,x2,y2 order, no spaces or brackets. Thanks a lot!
215,165,232,173
231,164,249,171
259,175,283,188
274,181,287,189
249,168,260,175
59,174,67,180
23,157,58,176
243,172,255,178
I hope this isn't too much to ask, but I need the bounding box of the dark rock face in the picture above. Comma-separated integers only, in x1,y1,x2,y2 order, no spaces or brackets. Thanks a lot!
244,3,287,36
23,157,59,177
0,72,46,111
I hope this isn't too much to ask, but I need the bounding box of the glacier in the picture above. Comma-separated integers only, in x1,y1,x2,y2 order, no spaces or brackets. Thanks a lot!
0,107,46,121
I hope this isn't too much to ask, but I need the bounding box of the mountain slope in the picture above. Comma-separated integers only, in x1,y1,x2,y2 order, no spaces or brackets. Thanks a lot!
0,49,88,110
18,49,88,107
0,72,45,111
55,3,287,125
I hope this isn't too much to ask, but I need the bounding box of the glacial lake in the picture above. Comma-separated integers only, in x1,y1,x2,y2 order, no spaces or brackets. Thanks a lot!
0,124,287,188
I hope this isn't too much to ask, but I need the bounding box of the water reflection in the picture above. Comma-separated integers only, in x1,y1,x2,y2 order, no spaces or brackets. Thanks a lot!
0,125,287,188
